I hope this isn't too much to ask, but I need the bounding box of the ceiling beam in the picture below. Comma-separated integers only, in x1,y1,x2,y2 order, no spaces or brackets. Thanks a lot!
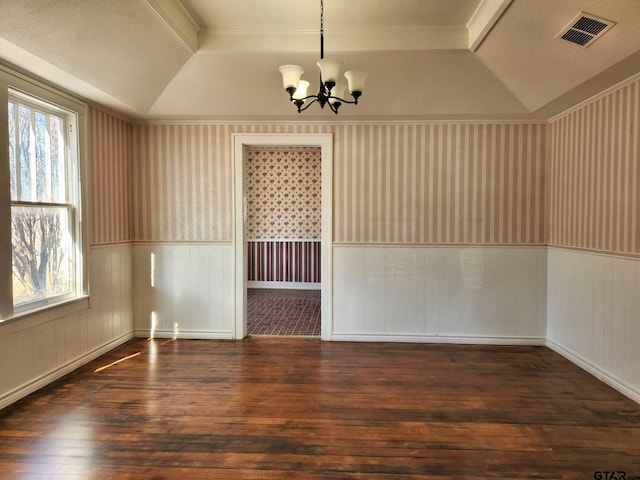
146,0,200,52
467,0,513,51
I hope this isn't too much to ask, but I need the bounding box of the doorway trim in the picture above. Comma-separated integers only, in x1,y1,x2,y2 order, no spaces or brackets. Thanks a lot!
232,133,333,340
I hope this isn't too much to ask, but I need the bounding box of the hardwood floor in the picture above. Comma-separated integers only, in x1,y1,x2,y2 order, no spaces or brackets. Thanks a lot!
1,338,639,479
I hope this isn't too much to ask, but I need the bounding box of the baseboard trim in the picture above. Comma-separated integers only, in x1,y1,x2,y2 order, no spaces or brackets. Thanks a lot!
133,329,233,340
248,281,320,290
327,333,546,346
546,339,640,404
0,331,134,411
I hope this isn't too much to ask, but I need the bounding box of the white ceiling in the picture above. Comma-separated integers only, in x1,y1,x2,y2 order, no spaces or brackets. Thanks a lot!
1,0,639,121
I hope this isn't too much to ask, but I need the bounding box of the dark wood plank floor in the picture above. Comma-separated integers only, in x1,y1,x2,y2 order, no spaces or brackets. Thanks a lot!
1,338,640,479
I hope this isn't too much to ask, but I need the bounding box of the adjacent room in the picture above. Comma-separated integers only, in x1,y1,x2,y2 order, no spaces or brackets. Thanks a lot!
245,145,322,336
0,0,639,477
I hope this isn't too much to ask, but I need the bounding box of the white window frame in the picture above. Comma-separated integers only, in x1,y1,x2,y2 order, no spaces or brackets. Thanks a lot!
0,65,88,323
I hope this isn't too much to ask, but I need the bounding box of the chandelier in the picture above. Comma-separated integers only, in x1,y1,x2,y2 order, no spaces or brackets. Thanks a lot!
278,0,368,114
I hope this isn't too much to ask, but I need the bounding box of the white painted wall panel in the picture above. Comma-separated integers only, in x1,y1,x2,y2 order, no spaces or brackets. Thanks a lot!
0,244,133,409
132,243,234,339
332,245,547,343
188,246,213,332
88,245,134,348
547,248,640,402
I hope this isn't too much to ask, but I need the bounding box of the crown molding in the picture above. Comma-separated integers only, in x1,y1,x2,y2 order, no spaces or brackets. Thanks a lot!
198,26,468,53
134,117,547,126
549,71,640,123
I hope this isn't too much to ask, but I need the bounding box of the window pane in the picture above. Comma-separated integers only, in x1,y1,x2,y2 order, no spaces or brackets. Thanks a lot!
50,115,66,202
18,105,35,202
8,102,16,200
34,110,49,202
11,206,73,306
12,104,66,203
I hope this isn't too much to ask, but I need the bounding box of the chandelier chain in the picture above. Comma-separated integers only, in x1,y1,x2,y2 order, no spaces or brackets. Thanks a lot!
320,0,324,59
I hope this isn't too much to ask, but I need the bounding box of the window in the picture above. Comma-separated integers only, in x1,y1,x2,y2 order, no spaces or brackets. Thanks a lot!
7,91,82,312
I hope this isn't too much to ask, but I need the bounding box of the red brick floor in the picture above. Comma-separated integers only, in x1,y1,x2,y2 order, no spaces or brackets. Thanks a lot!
247,288,321,336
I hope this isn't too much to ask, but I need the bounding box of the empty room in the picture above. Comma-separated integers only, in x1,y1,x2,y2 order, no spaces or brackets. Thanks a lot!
0,0,639,478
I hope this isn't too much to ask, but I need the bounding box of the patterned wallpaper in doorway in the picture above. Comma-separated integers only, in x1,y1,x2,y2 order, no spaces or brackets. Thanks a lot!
245,146,321,240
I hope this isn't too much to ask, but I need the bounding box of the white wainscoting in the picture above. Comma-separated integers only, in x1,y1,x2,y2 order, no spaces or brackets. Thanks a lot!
0,243,134,409
331,245,547,344
546,247,640,403
132,243,234,339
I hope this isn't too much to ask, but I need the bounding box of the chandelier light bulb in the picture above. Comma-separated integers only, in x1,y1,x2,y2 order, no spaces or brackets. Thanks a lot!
279,65,304,91
292,80,310,100
344,70,368,96
317,59,343,87
329,80,346,105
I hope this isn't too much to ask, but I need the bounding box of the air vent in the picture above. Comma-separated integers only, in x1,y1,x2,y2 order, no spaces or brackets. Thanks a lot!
557,12,615,47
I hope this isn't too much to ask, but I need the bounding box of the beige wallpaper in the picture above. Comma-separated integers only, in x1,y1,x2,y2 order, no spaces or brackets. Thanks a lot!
549,78,640,255
131,124,233,242
88,107,132,245
332,123,547,244
245,146,321,240
129,123,547,244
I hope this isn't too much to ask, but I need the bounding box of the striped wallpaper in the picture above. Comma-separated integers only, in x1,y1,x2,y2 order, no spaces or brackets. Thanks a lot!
332,123,547,244
248,240,321,283
131,124,234,242
88,107,132,245
549,79,640,255
130,123,547,245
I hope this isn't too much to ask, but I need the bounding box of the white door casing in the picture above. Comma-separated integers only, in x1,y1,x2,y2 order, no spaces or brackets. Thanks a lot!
232,133,333,340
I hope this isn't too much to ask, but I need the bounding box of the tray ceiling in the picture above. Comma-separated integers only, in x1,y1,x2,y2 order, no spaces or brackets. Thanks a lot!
0,0,639,121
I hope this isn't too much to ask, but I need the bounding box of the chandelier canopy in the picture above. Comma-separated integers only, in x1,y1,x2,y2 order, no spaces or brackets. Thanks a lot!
278,0,368,114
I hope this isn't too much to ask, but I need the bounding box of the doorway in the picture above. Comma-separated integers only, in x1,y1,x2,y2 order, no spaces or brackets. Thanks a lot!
232,133,333,340
244,145,321,336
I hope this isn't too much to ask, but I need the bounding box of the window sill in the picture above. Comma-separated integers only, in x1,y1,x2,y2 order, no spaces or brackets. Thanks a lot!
0,295,90,333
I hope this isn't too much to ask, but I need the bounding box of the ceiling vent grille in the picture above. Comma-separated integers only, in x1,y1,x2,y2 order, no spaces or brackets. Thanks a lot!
557,12,615,47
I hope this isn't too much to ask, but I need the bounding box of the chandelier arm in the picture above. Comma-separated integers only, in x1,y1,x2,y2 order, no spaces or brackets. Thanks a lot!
298,94,324,102
326,95,358,105
296,97,319,113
